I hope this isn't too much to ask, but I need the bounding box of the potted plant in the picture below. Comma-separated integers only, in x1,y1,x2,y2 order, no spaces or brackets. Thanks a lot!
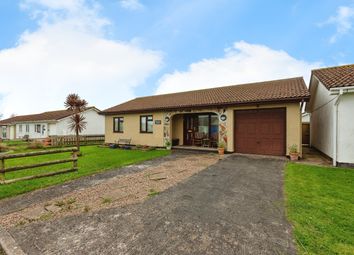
218,141,225,155
289,144,299,161
165,140,172,150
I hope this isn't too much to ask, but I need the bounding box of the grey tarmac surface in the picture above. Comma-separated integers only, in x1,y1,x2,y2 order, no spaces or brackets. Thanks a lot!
8,154,296,255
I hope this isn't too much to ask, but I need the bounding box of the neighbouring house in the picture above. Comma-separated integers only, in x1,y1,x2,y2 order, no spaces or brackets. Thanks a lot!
306,64,354,166
101,77,310,157
0,107,104,140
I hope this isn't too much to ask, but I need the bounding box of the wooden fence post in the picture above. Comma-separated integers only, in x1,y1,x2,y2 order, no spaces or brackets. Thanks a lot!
72,149,78,170
0,158,4,183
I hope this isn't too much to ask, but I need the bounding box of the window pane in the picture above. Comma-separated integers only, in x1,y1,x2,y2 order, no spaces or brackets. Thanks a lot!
119,118,124,132
147,120,153,132
114,118,118,132
198,115,209,135
141,117,146,132
210,115,219,139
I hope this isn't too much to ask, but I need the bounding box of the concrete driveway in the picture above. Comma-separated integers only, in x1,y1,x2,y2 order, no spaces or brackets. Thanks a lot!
8,154,295,255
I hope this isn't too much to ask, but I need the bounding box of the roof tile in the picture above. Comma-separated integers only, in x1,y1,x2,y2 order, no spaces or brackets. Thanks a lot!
102,77,309,114
312,64,354,89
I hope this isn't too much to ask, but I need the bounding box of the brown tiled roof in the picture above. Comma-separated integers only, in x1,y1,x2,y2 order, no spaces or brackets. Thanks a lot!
0,110,73,125
312,64,354,90
0,107,98,125
102,77,310,114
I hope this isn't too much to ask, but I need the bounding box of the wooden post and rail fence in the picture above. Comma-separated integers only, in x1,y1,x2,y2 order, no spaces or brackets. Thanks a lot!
49,135,105,147
0,148,78,185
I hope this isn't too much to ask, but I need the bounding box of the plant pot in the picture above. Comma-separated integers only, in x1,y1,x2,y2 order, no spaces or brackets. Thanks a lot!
289,152,299,161
218,148,225,155
166,145,172,150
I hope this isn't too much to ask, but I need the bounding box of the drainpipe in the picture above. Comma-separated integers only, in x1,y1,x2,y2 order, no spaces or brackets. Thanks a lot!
333,96,339,167
332,89,344,167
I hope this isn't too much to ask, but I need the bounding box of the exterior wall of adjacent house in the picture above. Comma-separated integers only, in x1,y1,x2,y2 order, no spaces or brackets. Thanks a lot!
337,93,354,164
54,108,104,136
308,78,335,159
16,122,49,139
225,102,302,156
104,102,302,156
9,125,15,140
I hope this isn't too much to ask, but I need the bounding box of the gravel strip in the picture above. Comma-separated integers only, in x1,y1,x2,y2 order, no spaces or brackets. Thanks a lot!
0,153,219,228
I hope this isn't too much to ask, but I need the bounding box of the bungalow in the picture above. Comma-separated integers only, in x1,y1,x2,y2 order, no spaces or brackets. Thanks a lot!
101,77,310,157
0,107,104,140
306,64,354,166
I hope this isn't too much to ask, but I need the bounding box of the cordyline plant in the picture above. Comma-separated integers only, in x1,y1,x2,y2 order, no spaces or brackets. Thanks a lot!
64,94,88,153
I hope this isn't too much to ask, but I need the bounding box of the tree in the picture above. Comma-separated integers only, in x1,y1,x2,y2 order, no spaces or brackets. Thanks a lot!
64,94,88,153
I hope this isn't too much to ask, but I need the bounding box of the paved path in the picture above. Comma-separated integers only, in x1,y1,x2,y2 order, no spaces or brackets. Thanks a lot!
8,154,296,255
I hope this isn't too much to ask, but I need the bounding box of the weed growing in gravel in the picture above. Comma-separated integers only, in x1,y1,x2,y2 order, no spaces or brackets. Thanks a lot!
54,200,65,207
83,205,90,212
148,189,160,197
67,198,76,204
102,197,112,204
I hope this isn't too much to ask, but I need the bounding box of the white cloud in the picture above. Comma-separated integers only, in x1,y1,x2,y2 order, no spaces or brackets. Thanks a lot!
0,0,162,118
322,6,354,43
119,0,143,10
156,41,321,95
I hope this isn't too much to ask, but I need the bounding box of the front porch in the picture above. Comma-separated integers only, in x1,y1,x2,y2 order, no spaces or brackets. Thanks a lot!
169,112,221,149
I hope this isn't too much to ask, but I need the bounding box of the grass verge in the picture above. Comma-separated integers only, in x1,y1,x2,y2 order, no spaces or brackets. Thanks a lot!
0,146,170,200
285,163,354,254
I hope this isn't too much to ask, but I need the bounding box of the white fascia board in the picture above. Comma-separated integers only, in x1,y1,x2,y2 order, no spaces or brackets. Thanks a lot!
330,86,354,95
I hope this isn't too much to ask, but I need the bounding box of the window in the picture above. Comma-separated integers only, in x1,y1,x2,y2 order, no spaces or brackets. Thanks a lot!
19,125,23,133
113,117,124,133
1,127,6,139
26,124,30,133
35,124,41,133
140,115,153,133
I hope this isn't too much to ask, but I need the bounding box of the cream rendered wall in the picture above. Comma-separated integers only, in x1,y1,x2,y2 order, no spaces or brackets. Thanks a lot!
105,112,165,147
55,108,104,136
225,102,302,156
309,79,335,158
9,126,15,140
337,93,354,164
172,114,184,145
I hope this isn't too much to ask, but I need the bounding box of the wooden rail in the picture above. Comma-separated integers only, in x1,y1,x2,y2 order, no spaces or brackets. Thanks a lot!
0,148,78,185
50,135,105,147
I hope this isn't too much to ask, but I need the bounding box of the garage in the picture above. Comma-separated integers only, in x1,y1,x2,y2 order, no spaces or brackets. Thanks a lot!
234,108,286,156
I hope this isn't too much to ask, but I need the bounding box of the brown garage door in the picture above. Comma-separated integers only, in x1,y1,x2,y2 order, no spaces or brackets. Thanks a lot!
234,108,286,156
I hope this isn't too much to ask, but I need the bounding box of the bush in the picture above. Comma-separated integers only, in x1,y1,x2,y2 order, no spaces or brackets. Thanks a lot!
0,143,9,152
27,140,44,149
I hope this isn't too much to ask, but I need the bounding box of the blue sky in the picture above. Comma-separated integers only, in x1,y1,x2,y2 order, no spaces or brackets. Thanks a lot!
0,0,353,117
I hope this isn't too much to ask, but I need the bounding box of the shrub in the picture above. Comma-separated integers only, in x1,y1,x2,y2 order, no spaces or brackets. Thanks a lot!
27,140,44,149
0,143,9,152
289,144,298,154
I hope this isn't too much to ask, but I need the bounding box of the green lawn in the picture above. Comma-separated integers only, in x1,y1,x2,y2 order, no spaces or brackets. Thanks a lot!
285,163,354,255
0,146,170,200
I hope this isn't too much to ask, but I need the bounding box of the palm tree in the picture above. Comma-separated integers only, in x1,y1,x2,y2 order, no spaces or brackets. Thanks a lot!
64,94,88,153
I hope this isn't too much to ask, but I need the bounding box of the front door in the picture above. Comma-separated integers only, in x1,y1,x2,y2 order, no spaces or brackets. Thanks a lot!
183,115,198,145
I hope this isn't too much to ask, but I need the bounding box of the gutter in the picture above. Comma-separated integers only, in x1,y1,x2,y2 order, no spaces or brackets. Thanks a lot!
330,86,354,166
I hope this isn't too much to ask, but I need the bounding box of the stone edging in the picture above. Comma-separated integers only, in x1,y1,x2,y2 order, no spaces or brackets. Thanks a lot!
0,227,25,255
